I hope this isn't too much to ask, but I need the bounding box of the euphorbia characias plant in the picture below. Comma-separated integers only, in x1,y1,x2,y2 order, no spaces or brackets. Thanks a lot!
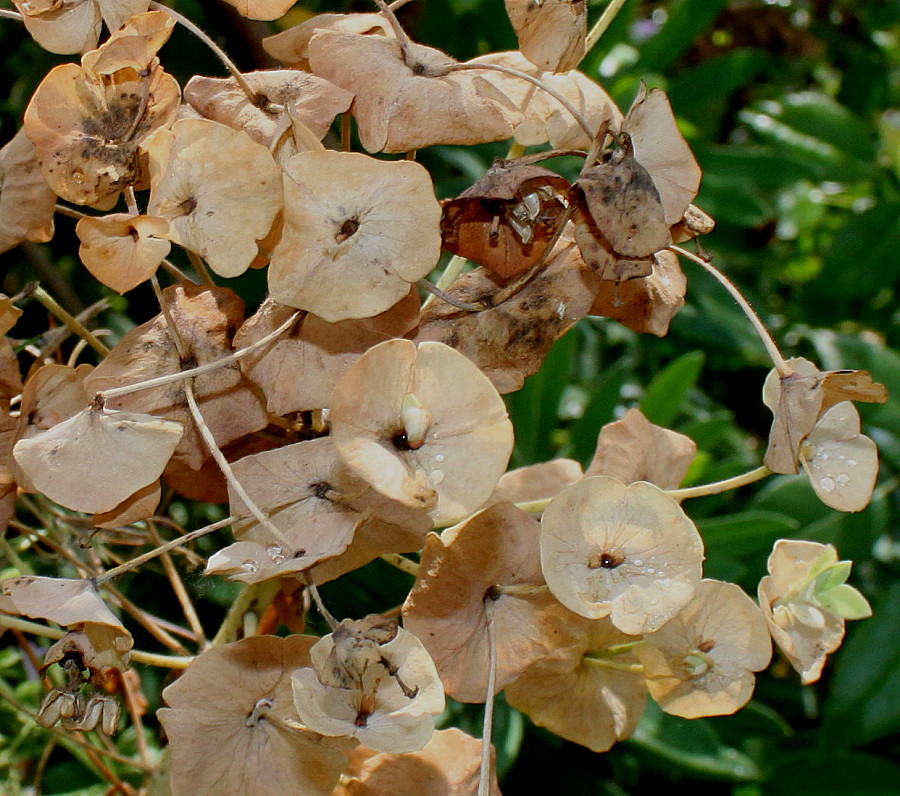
0,0,888,792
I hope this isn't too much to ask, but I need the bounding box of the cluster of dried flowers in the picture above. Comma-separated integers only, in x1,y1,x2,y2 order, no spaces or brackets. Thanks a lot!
0,0,887,793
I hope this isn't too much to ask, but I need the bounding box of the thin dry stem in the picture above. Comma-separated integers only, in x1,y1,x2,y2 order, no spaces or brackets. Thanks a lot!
667,465,772,501
380,553,420,577
373,0,417,66
54,203,91,221
0,9,23,21
186,250,215,285
582,656,644,674
670,245,792,376
28,283,109,356
478,597,498,796
106,582,192,655
417,279,484,312
585,0,629,51
159,258,195,283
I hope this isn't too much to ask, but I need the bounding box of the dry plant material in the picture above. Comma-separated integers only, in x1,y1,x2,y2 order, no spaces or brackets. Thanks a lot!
144,118,283,278
292,618,445,753
235,294,419,416
13,404,183,514
262,12,394,71
0,128,56,254
540,476,704,634
416,236,602,393
798,402,878,512
307,30,519,153
762,356,887,474
269,150,440,321
471,51,622,149
490,458,583,504
76,213,171,293
337,727,500,796
159,635,349,796
504,0,587,73
24,58,180,206
585,407,696,489
403,502,577,702
505,615,646,752
758,540,871,685
220,0,298,20
440,159,570,279
184,70,353,146
589,249,687,336
634,579,771,718
83,283,268,470
329,339,514,525
80,9,174,75
92,479,161,528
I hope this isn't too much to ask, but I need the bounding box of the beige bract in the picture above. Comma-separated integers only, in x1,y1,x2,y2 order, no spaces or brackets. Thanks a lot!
292,620,445,754
268,151,440,322
635,579,771,718
505,616,646,752
540,476,704,634
13,0,148,55
329,339,514,525
24,61,180,206
220,0,296,20
144,118,283,278
799,402,878,512
758,540,870,685
80,9,174,75
504,0,586,73
0,128,56,254
308,30,519,153
13,405,182,514
471,51,622,149
403,503,578,702
585,407,696,489
76,213,171,293
159,635,348,796
490,458,583,505
762,356,887,474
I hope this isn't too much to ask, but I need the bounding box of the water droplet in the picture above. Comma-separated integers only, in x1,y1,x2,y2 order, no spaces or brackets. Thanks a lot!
649,597,658,606
240,559,260,574
820,453,830,461
836,473,850,486
20,1,34,11
266,544,286,563
633,558,643,567
656,570,664,577
847,459,857,467
430,469,445,485
72,170,85,184
819,476,836,493
661,578,672,588
435,454,445,463
645,615,661,632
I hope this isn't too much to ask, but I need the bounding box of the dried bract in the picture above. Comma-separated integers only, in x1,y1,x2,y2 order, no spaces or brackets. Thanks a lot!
0,128,56,254
504,0,586,73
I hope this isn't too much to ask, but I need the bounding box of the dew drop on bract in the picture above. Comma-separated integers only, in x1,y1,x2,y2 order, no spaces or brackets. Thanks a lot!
241,559,260,574
266,544,287,563
819,476,836,493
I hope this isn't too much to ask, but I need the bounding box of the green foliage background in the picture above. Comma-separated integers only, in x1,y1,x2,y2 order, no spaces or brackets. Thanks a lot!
1,0,899,793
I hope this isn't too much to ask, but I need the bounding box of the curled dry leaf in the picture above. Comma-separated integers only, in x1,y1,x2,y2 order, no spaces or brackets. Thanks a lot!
13,405,183,514
759,540,870,685
589,248,687,336
82,283,268,470
184,70,353,146
489,458,583,505
762,356,887,474
337,727,500,796
540,476,704,634
292,622,445,754
470,51,623,150
80,9,174,75
144,118,283,278
415,235,602,393
76,213,171,293
0,128,56,255
24,61,180,206
42,625,131,681
504,0,586,73
403,502,581,702
799,402,878,512
268,151,440,322
235,294,419,416
0,576,132,667
504,615,646,752
440,158,570,279
329,339,514,525
308,30,519,153
634,579,772,718
159,635,348,796
263,12,393,70
585,407,696,489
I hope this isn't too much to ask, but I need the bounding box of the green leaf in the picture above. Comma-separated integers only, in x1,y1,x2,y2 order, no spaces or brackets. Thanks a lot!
634,0,730,74
627,701,761,781
639,351,704,427
814,560,852,592
761,752,900,795
818,584,872,620
570,359,629,466
698,510,800,558
823,583,900,745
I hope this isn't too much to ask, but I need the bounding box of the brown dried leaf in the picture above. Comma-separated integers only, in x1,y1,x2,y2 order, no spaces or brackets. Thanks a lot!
268,151,440,321
585,407,696,489
403,503,580,702
13,0,102,55
24,62,180,205
80,9,174,75
76,213,170,293
160,635,348,796
0,128,56,254
504,0,586,73
144,118,283,278
92,480,161,529
308,30,519,153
